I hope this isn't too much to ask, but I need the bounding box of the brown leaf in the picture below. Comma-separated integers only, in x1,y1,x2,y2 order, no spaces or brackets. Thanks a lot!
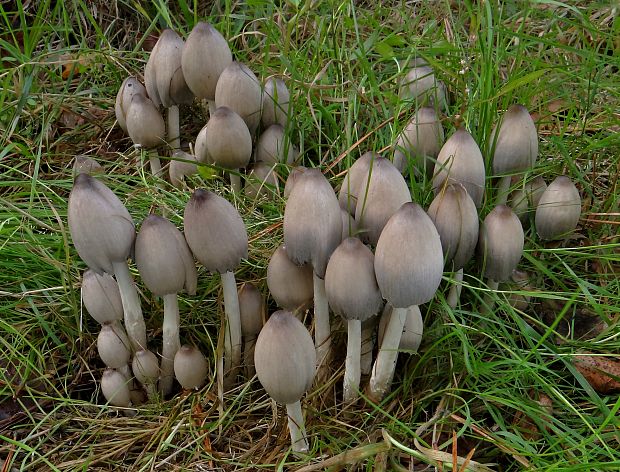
574,355,620,394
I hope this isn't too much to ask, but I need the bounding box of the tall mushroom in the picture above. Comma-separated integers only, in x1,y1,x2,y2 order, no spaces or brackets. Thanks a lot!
262,77,290,128
338,152,376,215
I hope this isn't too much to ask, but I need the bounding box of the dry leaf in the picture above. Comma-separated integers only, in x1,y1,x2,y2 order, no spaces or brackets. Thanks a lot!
574,355,620,394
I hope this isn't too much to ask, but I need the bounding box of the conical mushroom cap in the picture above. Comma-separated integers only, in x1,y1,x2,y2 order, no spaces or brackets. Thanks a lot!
355,156,412,246
125,94,165,149
205,107,252,170
393,107,444,176
174,345,208,390
81,270,123,324
399,63,448,110
491,105,538,174
254,310,316,404
535,176,581,240
97,322,131,369
427,183,479,270
184,189,248,273
194,124,211,164
135,214,197,296
338,152,376,214
245,162,280,200
132,349,160,385
374,202,444,308
215,61,262,133
181,22,232,101
169,150,198,188
283,168,342,277
267,245,314,311
101,368,131,407
325,237,383,321
432,128,486,208
478,205,524,282
254,124,297,165
68,174,135,274
149,29,193,108
144,39,161,106
73,155,103,177
238,283,265,337
115,77,146,133
284,166,307,198
378,304,423,352
261,77,290,127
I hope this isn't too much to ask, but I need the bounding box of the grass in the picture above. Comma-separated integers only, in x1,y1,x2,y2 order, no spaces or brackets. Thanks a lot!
1,0,619,470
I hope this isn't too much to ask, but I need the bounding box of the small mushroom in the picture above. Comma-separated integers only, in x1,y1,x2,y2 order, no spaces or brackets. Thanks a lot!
174,345,208,390
254,124,298,166
73,155,103,177
509,176,548,224
399,60,448,111
125,94,166,176
115,77,147,133
262,77,290,127
245,162,280,200
132,349,160,400
215,61,262,134
97,322,131,369
267,245,314,314
101,368,132,407
194,124,211,164
238,283,265,378
169,150,198,188
535,176,581,241
254,310,316,452
338,152,376,215
81,269,123,325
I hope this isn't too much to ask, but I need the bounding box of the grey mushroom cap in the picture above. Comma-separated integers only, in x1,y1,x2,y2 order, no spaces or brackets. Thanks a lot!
101,368,131,407
245,162,280,200
115,77,146,133
491,104,538,174
509,176,548,223
149,29,193,107
325,237,383,321
174,345,208,390
283,166,307,198
432,128,486,208
125,94,166,149
254,310,316,404
82,270,123,324
144,38,161,106
267,245,314,311
215,61,262,133
169,150,198,188
478,205,524,282
181,22,232,101
261,77,290,127
68,173,135,274
399,63,448,110
73,155,103,177
238,283,265,337
184,189,248,273
254,124,298,166
393,107,444,176
97,323,131,369
283,168,342,277
427,183,479,270
338,152,376,215
135,214,197,296
132,349,160,385
205,107,252,170
355,156,412,246
194,124,211,164
378,304,423,351
535,176,581,240
341,209,357,240
374,202,444,308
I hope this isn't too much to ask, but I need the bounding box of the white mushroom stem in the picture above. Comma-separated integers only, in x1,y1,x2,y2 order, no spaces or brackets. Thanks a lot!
221,270,242,380
446,268,464,309
286,401,309,453
160,293,180,395
360,323,375,376
243,336,257,378
112,261,147,352
368,306,406,401
343,319,362,403
147,149,162,176
313,273,331,369
167,105,180,151
496,175,511,206
482,278,500,316
230,172,241,194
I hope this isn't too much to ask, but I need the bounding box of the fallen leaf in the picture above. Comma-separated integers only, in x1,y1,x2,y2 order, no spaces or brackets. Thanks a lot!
574,355,620,394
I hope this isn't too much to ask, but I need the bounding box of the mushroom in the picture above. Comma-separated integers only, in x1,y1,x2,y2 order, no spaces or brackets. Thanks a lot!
254,124,298,166
215,61,262,134
245,162,280,200
262,77,290,127
101,368,132,407
325,237,383,402
125,94,166,176
283,166,307,198
535,176,581,241
267,245,314,315
491,105,538,205
132,349,160,399
184,189,248,382
97,322,131,371
238,283,265,378
135,214,197,395
378,304,424,353
432,128,486,208
370,202,444,401
254,310,315,452
194,124,211,164
337,152,375,215
283,168,342,369
340,209,357,241
174,345,209,390
399,59,448,111
73,155,103,177
205,106,252,193
509,176,548,224
115,77,147,133
68,174,146,351
169,150,198,188
81,269,123,325
182,22,232,115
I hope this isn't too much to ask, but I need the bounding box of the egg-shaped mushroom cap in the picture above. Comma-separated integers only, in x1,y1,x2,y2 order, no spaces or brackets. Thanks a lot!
135,214,197,296
528,176,547,208
283,166,307,198
254,124,297,166
267,245,314,311
101,368,131,407
375,202,444,308
245,162,280,200
254,310,316,404
174,345,208,390
184,189,248,273
393,107,444,176
68,174,135,274
144,40,161,106
205,107,252,170
97,322,131,369
355,156,412,246
132,349,160,385
325,237,383,321
181,22,232,101
125,94,166,149
378,304,423,352
427,183,479,270
340,209,357,241
478,205,524,282
149,29,193,107
399,63,448,110
115,77,146,133
169,150,198,188
73,155,103,178
283,168,342,277
338,152,377,215
535,176,581,240
215,61,262,133
194,124,211,164
82,270,123,324
262,77,290,127
491,104,538,174
239,283,265,337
